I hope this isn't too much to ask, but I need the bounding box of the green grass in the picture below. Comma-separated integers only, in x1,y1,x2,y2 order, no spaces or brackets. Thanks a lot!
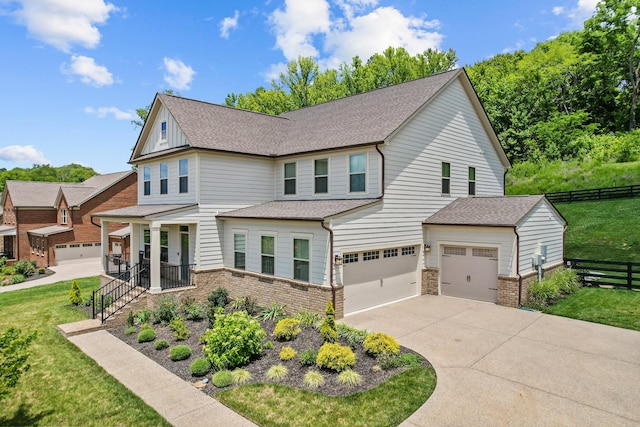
544,287,640,331
217,366,436,427
0,278,170,426
555,198,640,262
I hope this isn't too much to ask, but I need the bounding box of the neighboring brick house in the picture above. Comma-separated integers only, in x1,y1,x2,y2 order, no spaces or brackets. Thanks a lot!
0,171,137,267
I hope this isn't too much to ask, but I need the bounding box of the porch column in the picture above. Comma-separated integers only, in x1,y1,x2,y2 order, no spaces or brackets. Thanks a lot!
150,224,161,292
100,219,109,275
129,223,140,266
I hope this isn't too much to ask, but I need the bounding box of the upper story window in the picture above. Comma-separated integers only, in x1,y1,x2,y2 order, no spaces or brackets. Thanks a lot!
293,238,310,282
234,233,246,270
442,162,451,195
468,167,476,196
314,158,328,194
284,162,296,195
143,166,151,196
261,235,275,275
349,153,366,193
161,121,167,141
60,209,68,224
160,163,168,195
179,159,189,194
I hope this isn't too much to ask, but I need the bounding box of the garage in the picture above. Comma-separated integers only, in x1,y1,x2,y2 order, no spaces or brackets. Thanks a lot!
343,245,419,313
440,245,498,303
55,243,101,263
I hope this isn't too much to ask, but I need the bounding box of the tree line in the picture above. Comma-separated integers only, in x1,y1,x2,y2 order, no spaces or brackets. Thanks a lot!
0,164,97,193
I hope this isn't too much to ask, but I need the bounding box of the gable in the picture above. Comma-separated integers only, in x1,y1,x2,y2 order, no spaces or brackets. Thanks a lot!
138,103,191,157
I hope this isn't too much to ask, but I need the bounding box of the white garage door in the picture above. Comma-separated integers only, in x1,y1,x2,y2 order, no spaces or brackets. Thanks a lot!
343,246,419,314
55,243,101,263
441,245,498,303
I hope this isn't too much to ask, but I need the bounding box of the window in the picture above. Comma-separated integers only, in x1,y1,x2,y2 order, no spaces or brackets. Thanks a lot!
284,162,296,195
293,238,310,281
442,162,451,194
160,163,168,195
179,159,189,193
32,239,35,254
402,246,415,256
144,229,150,258
363,250,379,261
468,167,476,196
349,154,366,192
143,166,151,196
314,158,328,194
160,230,169,262
261,236,275,275
343,253,358,264
234,233,246,270
383,248,398,258
161,121,167,141
82,243,93,247
61,209,68,224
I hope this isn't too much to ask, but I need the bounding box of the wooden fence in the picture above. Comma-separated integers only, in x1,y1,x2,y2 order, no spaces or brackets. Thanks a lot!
564,258,640,290
546,184,640,203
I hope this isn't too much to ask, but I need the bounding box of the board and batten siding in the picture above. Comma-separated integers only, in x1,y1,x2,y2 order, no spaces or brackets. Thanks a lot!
138,153,197,205
141,105,189,155
222,219,329,285
274,148,381,200
332,78,506,252
424,225,516,276
516,200,565,275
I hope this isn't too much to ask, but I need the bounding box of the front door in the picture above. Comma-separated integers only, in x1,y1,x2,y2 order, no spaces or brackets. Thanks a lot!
180,229,189,282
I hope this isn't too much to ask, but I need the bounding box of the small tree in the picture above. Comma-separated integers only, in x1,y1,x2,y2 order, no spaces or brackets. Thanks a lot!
320,301,337,343
0,327,37,401
69,280,82,305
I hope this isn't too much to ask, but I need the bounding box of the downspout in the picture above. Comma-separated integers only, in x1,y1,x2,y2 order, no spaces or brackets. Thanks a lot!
375,143,385,198
14,207,19,261
514,226,522,306
503,169,508,196
90,214,101,228
320,221,336,310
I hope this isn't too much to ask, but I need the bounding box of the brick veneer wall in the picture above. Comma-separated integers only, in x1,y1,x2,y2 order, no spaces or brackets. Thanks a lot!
421,268,439,295
497,275,520,307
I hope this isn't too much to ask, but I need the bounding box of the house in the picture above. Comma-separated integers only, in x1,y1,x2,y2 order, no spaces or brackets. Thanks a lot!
0,171,137,267
93,68,565,319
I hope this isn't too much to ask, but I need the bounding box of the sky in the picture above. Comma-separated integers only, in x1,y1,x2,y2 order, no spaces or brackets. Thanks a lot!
0,0,599,174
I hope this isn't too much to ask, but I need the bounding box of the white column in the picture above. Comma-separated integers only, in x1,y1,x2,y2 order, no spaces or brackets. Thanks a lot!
100,219,109,275
150,223,161,292
129,223,140,266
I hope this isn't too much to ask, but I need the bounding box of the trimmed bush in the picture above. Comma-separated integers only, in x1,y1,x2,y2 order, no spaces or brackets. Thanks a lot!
298,349,318,366
169,317,190,341
155,339,169,350
266,364,288,381
337,369,362,387
212,370,234,388
316,342,356,372
69,280,82,305
190,358,211,376
279,346,297,361
169,345,192,361
303,370,325,389
363,332,400,357
201,310,266,370
320,302,337,343
273,318,301,341
231,368,252,385
137,328,156,343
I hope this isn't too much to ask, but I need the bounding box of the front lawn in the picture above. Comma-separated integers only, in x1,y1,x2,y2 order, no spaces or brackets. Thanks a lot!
544,287,640,331
0,278,170,426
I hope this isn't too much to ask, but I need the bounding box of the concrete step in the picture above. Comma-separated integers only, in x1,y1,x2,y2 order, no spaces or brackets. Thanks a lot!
57,319,103,337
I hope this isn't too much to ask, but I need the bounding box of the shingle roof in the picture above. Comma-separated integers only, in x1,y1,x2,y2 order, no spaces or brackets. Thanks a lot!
423,195,552,227
132,69,463,161
93,204,197,219
28,225,72,237
217,199,380,221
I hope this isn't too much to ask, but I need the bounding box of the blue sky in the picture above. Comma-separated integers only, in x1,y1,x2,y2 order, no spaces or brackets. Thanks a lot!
0,0,598,174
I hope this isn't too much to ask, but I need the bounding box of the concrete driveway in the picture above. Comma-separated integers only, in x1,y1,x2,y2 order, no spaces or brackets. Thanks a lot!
344,295,640,426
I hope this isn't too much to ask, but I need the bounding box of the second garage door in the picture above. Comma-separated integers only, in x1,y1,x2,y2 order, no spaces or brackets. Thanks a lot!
343,246,419,314
441,245,498,303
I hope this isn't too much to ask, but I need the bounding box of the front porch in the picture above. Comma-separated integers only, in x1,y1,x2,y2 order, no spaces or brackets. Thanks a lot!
104,253,195,290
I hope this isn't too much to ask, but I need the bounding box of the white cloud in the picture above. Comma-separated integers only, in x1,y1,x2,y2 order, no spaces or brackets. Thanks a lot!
84,106,134,120
262,62,288,82
553,0,599,27
62,55,113,86
220,10,239,39
163,57,196,90
552,6,565,16
0,145,50,165
9,0,117,52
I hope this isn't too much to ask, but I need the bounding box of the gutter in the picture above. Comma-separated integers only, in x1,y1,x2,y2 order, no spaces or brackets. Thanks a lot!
90,214,101,228
514,226,522,306
320,221,337,309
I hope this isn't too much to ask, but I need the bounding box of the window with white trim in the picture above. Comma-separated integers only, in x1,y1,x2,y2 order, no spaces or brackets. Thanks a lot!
261,235,275,275
179,159,189,193
61,209,68,224
160,230,169,262
161,121,167,141
468,166,476,196
442,162,451,194
293,238,310,281
143,166,151,196
349,153,366,193
160,163,168,195
234,233,246,270
363,250,379,261
284,162,296,195
314,158,328,194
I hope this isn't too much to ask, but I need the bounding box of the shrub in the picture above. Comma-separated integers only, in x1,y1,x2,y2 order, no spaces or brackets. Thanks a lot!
152,297,179,325
263,340,274,350
126,311,135,328
201,310,266,370
320,301,337,343
266,364,288,381
169,345,192,361
208,287,229,308
37,267,46,274
294,310,322,329
316,343,356,372
279,346,297,361
258,303,287,321
124,325,137,335
337,369,362,387
363,332,400,357
137,328,156,343
9,274,25,285
190,358,211,376
527,279,561,310
69,280,82,305
135,309,152,325
273,318,301,341
182,298,205,321
0,256,5,267
298,349,318,366
169,317,190,341
553,268,581,295
231,368,252,385
303,370,325,389
231,296,259,315
380,353,422,370
337,324,369,349
212,370,234,388
13,260,35,277
155,339,169,350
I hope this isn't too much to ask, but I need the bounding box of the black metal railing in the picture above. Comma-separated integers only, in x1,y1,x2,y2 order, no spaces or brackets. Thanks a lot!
104,253,131,277
565,258,640,290
160,263,195,290
92,262,149,323
547,184,640,203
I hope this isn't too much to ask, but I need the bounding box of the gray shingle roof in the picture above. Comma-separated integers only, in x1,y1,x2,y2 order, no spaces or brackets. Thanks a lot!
423,195,551,227
218,199,380,221
132,69,463,161
93,204,197,219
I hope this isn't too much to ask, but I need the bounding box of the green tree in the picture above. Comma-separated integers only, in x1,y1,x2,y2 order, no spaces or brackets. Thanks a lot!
0,327,37,401
0,164,97,193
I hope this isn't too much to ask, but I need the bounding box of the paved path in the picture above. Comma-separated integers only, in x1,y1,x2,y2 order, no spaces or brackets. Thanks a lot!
0,258,101,293
65,294,640,426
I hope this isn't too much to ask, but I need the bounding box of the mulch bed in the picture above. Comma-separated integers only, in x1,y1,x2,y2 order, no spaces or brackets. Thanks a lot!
107,312,430,397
